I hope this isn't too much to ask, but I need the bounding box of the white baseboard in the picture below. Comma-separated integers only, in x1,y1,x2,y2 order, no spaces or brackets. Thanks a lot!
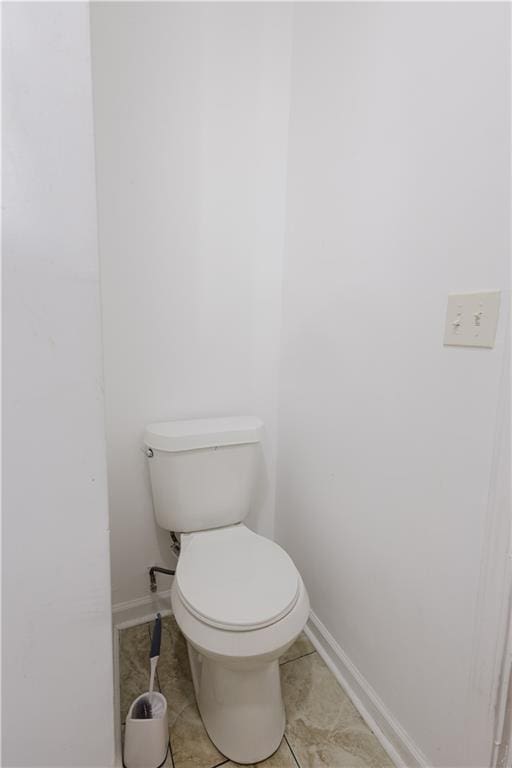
112,589,173,629
305,611,429,768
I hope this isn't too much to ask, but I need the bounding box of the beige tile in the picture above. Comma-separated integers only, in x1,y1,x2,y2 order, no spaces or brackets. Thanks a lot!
170,701,224,768
224,738,297,767
119,623,151,724
280,632,315,665
281,653,394,768
120,616,394,768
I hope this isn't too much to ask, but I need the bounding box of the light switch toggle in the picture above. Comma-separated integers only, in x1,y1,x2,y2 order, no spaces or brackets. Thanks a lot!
473,310,483,327
452,314,462,332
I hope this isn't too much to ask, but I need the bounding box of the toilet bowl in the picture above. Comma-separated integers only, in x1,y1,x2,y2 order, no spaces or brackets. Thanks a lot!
144,417,310,764
171,525,310,763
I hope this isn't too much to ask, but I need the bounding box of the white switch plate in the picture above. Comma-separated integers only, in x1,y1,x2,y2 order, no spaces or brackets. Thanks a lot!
444,291,500,348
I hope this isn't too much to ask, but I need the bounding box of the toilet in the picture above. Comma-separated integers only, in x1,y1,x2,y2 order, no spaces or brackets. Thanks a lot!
144,416,310,765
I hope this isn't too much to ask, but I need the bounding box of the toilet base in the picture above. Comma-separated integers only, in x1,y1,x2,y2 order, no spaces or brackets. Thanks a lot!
187,641,286,764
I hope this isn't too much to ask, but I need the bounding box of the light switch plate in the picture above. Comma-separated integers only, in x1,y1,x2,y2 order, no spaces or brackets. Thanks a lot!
444,291,500,348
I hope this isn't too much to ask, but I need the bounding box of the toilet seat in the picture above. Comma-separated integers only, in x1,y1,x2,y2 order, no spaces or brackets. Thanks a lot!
176,525,300,631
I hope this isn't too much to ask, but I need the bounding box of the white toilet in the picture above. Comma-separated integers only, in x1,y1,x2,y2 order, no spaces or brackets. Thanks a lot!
144,416,310,765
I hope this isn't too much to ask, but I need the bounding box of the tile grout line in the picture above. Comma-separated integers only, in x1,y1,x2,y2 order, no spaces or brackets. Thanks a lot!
280,649,316,667
147,622,176,768
159,615,206,767
284,734,301,768
167,739,175,768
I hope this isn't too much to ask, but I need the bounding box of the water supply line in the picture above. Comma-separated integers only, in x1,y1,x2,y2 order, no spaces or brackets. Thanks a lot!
148,532,180,593
149,565,175,593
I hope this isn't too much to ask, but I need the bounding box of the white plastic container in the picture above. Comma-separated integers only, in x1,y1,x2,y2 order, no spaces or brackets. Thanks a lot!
123,692,168,768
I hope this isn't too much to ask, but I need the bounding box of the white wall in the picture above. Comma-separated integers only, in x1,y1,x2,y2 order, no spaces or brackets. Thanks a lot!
276,4,510,767
2,4,115,765
90,3,292,607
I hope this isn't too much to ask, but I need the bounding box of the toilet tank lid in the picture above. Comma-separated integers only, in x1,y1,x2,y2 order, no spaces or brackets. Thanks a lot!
144,416,263,452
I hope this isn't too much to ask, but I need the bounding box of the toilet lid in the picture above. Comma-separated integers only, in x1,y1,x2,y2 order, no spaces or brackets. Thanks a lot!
176,526,300,631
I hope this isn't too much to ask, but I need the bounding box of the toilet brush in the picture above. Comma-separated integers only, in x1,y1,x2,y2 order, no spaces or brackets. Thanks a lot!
132,613,162,719
124,614,168,768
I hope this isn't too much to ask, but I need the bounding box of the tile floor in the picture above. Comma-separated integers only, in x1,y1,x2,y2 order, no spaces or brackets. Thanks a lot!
119,616,394,768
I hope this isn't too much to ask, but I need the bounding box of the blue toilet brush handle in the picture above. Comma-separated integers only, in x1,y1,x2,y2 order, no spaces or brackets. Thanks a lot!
131,613,163,718
150,613,162,659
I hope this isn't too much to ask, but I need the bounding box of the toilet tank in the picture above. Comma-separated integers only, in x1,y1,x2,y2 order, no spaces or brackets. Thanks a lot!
144,417,263,533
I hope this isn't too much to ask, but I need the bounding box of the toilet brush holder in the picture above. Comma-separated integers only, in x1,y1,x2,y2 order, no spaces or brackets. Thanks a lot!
124,692,168,768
